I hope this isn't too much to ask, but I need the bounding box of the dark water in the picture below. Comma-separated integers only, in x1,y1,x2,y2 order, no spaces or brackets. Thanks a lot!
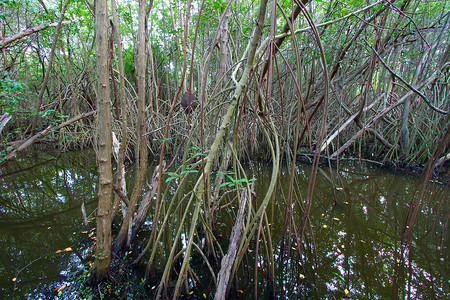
0,151,448,299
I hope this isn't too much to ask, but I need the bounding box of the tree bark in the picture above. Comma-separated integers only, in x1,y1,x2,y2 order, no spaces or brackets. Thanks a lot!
112,0,149,251
215,187,250,300
93,0,113,282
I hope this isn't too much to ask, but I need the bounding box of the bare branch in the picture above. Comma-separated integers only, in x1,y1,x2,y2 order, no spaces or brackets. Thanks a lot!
0,21,71,50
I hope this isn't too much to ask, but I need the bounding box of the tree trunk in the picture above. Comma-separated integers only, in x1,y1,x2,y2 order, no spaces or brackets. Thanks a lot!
112,0,149,251
93,0,113,282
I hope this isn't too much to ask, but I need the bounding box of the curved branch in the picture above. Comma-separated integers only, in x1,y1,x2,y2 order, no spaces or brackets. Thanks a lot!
363,38,449,114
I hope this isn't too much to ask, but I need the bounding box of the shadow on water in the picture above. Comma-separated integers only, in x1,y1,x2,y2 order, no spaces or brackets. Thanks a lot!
0,151,448,299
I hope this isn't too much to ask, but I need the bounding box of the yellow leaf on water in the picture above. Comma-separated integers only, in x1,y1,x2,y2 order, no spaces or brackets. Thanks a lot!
238,290,244,294
88,232,94,237
299,274,305,279
333,218,340,221
12,278,17,282
64,247,73,252
344,289,349,295
203,293,207,298
323,225,328,228
189,291,194,295
55,250,62,254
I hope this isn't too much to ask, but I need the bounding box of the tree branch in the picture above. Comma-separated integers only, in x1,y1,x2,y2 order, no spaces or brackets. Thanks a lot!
0,21,71,49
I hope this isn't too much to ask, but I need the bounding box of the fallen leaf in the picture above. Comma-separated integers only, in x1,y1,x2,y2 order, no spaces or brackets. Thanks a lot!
54,284,67,293
64,247,73,252
189,291,194,295
299,274,305,279
344,288,349,295
12,278,17,282
55,250,62,254
323,225,328,228
333,218,340,221
203,293,207,298
238,290,244,294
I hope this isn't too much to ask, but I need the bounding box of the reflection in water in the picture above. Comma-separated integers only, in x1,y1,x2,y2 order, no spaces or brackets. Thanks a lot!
0,152,448,298
0,151,98,298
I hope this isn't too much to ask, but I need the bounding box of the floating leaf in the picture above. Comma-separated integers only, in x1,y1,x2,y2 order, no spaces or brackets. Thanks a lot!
238,290,244,294
299,274,305,279
323,225,328,228
12,277,16,282
203,293,207,298
333,218,340,221
54,284,68,293
189,291,194,295
55,250,62,253
344,289,349,295
64,247,73,252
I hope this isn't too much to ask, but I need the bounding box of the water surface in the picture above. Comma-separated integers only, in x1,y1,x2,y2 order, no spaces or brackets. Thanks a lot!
0,151,448,298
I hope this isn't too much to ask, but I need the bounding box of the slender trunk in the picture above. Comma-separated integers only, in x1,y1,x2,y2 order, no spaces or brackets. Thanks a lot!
110,0,128,219
112,0,148,251
93,0,113,281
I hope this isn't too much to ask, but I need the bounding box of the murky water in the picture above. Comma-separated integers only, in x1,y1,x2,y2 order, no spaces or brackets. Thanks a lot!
0,151,448,299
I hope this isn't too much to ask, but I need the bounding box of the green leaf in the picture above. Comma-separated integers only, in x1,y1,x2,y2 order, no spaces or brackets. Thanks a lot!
165,176,178,183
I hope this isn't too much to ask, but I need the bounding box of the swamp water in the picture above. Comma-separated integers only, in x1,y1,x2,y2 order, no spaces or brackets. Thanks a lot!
0,151,448,299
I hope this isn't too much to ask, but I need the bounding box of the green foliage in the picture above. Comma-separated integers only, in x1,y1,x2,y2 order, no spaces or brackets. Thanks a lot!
0,73,26,113
40,109,68,126
218,171,257,187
